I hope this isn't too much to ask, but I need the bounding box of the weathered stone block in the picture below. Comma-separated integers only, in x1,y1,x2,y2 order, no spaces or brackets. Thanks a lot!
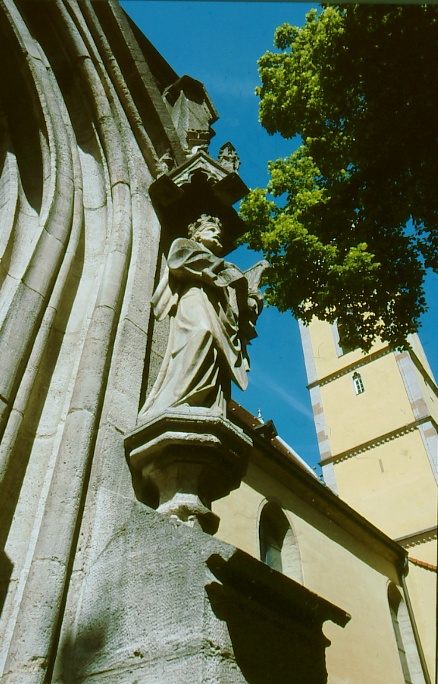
51,503,347,684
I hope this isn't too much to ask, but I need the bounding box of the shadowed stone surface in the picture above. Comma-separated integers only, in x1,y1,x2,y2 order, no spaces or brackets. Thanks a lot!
0,1,250,678
51,503,347,684
0,4,350,683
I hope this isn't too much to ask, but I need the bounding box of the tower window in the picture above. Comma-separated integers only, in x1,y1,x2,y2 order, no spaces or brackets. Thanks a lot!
352,372,365,395
332,321,358,356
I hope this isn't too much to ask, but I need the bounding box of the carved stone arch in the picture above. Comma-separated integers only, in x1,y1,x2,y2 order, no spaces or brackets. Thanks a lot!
281,507,304,584
0,3,254,679
257,497,303,583
387,581,425,684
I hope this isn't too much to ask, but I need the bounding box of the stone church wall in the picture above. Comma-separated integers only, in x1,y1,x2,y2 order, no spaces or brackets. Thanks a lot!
0,2,348,682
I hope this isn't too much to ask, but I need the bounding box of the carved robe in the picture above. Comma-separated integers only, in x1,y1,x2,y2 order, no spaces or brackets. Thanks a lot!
138,238,260,419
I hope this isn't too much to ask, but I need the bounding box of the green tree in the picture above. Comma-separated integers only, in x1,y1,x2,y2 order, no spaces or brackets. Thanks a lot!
240,4,438,351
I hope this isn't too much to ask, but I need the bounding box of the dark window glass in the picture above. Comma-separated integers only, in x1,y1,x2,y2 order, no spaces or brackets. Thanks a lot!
259,503,290,572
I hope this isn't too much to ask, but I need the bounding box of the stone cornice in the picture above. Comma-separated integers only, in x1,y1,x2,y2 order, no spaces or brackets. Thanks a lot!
307,347,392,390
307,345,438,398
395,526,437,549
320,416,437,465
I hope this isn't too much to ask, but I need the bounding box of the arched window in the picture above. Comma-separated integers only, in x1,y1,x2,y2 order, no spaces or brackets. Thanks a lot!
259,502,303,581
352,371,365,395
387,583,424,684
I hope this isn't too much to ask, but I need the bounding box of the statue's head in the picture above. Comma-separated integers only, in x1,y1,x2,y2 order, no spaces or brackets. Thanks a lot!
188,215,223,255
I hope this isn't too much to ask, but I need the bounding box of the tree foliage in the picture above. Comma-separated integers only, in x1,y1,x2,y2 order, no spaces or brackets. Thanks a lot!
240,4,438,351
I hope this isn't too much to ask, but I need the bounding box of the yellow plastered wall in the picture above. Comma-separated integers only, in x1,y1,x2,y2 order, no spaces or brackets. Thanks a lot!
304,320,437,682
213,460,410,684
319,355,415,456
306,317,388,380
411,359,438,421
405,544,437,675
330,432,437,538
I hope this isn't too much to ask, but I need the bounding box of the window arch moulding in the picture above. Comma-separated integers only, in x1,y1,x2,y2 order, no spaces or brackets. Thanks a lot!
258,500,303,584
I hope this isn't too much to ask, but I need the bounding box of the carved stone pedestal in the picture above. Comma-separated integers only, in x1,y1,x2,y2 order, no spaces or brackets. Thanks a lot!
125,409,252,534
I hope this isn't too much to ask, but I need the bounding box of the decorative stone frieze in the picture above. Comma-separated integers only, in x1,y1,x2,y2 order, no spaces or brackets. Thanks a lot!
322,416,435,465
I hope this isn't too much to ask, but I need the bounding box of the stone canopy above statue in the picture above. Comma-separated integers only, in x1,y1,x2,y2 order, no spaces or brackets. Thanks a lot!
150,148,249,254
147,69,249,253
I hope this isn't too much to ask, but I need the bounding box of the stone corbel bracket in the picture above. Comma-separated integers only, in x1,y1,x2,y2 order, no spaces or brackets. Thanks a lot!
125,409,253,534
149,150,249,252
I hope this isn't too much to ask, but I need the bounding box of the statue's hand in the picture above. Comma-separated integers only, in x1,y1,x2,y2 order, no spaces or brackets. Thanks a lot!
217,264,247,290
248,292,263,317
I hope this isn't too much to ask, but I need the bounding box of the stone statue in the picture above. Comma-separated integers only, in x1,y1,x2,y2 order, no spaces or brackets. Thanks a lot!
138,215,267,421
218,142,241,173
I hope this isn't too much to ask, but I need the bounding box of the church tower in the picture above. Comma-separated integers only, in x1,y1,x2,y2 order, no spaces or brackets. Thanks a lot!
300,319,437,670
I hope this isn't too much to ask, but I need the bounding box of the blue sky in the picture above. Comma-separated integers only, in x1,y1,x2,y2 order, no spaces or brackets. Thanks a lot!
121,1,438,470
